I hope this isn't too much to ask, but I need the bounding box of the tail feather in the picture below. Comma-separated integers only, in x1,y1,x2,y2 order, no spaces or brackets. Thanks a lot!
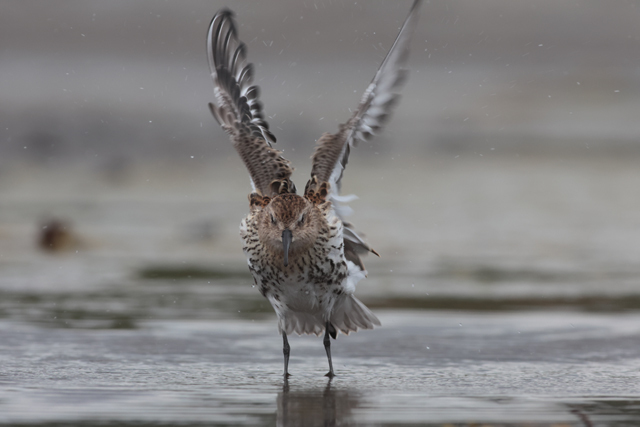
281,311,324,337
278,295,380,337
330,295,381,336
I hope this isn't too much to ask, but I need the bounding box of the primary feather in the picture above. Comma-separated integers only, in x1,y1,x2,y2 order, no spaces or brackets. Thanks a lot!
310,0,422,267
311,0,421,193
207,9,293,197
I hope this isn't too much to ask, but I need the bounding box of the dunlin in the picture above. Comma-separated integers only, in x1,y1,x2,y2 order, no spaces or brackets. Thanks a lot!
207,1,420,378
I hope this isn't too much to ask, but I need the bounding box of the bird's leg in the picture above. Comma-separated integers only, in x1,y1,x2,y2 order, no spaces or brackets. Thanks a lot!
324,321,335,378
283,331,291,378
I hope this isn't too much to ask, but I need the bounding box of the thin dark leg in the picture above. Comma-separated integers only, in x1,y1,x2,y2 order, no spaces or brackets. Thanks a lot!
283,332,291,378
324,322,335,378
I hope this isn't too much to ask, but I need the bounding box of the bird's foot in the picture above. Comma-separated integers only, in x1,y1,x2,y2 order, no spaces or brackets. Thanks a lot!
284,372,292,379
324,371,336,379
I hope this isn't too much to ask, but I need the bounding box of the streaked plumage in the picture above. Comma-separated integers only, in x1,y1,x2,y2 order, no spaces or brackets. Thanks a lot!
207,1,421,378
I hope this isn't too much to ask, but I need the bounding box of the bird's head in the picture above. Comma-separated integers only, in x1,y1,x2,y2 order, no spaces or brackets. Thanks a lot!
257,194,322,267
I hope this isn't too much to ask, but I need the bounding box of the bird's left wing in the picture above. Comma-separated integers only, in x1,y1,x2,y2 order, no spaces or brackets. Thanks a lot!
308,0,422,267
207,9,294,197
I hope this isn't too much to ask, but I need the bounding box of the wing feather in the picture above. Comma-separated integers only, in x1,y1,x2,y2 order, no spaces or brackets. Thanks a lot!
207,9,294,196
310,0,421,265
311,0,421,192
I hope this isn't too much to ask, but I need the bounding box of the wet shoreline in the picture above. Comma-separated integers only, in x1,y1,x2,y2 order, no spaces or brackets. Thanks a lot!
2,158,640,424
2,311,640,425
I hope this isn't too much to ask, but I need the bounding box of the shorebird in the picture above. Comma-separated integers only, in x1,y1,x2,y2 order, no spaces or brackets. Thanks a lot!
206,1,421,378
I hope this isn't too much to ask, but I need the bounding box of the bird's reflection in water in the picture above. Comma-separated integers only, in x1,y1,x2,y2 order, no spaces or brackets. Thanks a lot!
277,379,360,427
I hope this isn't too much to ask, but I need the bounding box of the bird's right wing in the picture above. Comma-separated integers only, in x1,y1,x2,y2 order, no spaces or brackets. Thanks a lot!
207,9,294,197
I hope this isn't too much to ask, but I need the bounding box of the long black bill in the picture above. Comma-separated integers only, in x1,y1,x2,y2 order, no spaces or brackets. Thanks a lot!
282,229,292,267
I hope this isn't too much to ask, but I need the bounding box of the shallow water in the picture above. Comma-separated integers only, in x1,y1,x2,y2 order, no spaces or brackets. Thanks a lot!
2,311,640,425
2,158,640,425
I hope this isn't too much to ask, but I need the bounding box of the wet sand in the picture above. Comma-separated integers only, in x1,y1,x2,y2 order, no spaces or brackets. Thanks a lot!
1,311,640,425
1,157,640,425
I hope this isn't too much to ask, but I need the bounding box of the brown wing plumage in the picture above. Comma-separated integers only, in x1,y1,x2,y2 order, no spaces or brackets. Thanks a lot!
310,0,422,267
207,9,294,197
311,0,421,191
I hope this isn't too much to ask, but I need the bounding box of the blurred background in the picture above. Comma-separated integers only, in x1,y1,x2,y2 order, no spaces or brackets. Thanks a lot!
2,0,640,319
2,0,640,424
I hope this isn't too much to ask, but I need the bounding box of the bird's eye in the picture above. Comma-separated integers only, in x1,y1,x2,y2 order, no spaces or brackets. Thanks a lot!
270,214,277,225
298,214,305,225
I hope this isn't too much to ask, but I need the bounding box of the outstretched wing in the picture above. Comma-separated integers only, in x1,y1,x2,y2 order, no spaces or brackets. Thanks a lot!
309,0,421,267
207,9,294,197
